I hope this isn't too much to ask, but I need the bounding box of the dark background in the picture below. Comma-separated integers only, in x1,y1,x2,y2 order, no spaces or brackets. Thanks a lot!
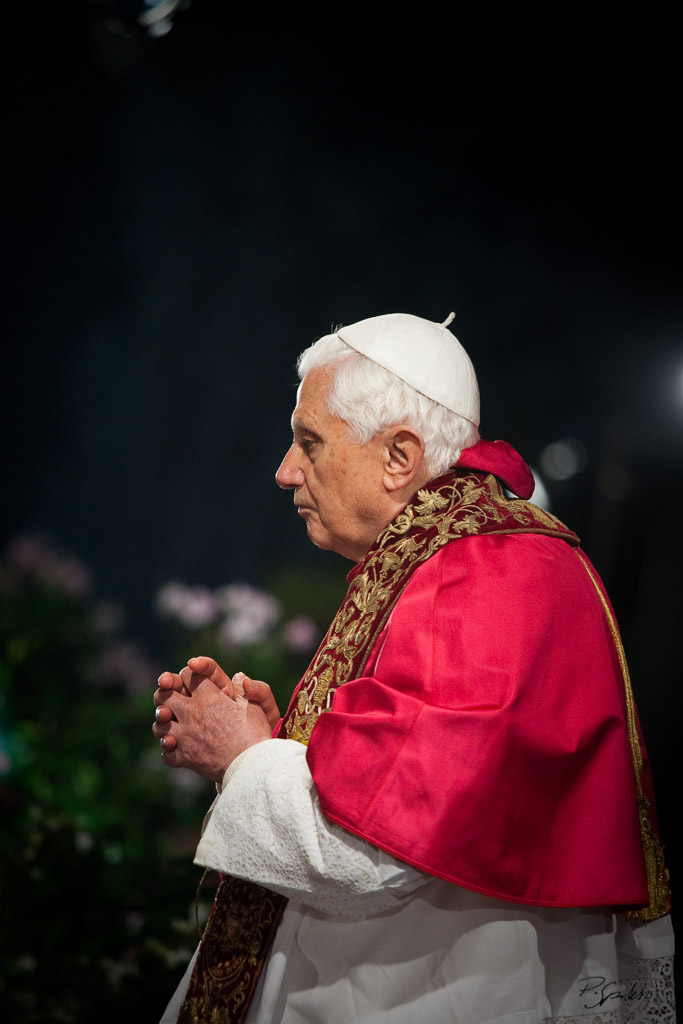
4,0,681,1006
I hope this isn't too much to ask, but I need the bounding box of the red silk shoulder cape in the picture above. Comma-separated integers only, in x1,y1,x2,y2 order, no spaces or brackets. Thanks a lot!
305,444,652,909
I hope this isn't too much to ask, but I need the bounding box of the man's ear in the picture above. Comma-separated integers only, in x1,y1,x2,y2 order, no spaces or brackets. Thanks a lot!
382,427,426,492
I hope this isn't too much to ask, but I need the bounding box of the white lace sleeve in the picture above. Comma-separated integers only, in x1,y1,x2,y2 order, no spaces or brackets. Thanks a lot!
194,738,428,918
614,914,676,1023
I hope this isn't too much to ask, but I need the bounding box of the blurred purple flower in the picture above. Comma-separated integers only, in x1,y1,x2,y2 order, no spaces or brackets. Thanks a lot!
5,535,52,574
86,639,159,695
155,582,220,629
44,556,93,599
92,600,127,636
0,728,10,776
282,616,319,653
5,534,93,599
125,911,145,935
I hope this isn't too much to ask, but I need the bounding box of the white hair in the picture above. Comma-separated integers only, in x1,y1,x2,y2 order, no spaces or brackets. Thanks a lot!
297,333,480,477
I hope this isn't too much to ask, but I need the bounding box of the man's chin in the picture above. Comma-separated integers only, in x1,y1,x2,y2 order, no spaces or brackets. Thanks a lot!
305,521,328,551
305,524,356,562
303,521,335,553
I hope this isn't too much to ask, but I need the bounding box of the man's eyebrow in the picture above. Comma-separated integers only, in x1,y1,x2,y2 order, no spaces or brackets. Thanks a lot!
296,427,322,442
291,414,321,440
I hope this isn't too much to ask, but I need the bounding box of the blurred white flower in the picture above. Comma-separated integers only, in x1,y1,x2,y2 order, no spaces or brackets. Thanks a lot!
216,583,281,647
282,616,319,653
155,581,187,616
74,830,95,854
156,582,220,629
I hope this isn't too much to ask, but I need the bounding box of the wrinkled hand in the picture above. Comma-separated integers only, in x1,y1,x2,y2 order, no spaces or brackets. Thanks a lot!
154,656,281,741
154,656,235,706
186,657,281,729
152,665,273,782
152,656,281,780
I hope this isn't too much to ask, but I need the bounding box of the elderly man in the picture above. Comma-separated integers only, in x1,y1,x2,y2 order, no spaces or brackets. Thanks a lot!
155,313,674,1024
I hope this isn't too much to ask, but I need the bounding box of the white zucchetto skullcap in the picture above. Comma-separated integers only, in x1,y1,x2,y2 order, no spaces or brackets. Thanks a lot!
336,312,480,427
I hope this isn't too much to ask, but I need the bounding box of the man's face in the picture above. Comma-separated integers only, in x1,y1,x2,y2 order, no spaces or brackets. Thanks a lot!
275,366,392,561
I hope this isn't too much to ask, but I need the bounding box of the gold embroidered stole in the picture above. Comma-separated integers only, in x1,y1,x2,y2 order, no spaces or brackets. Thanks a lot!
176,471,668,1023
177,878,286,1024
281,471,577,745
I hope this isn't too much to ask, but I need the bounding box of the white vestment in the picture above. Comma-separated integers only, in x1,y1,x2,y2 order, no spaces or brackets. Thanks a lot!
160,740,675,1024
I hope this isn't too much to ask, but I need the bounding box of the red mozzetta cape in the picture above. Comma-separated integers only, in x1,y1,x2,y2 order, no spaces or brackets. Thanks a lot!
301,441,654,910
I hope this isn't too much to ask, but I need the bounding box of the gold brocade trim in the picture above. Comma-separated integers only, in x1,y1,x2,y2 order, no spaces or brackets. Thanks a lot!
577,552,671,922
178,876,287,1024
282,471,578,745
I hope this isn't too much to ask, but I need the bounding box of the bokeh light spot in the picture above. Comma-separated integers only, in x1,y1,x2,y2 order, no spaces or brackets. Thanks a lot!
539,438,588,481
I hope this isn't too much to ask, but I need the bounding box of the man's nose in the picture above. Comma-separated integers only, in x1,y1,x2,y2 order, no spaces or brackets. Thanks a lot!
276,446,305,490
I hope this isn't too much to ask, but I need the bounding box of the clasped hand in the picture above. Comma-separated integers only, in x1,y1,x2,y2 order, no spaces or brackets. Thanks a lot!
152,656,280,783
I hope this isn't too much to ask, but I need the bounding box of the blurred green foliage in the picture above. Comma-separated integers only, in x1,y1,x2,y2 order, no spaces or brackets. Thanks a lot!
0,535,345,1023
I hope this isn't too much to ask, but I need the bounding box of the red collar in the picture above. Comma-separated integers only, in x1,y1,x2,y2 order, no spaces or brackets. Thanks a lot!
347,441,536,583
455,439,534,499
